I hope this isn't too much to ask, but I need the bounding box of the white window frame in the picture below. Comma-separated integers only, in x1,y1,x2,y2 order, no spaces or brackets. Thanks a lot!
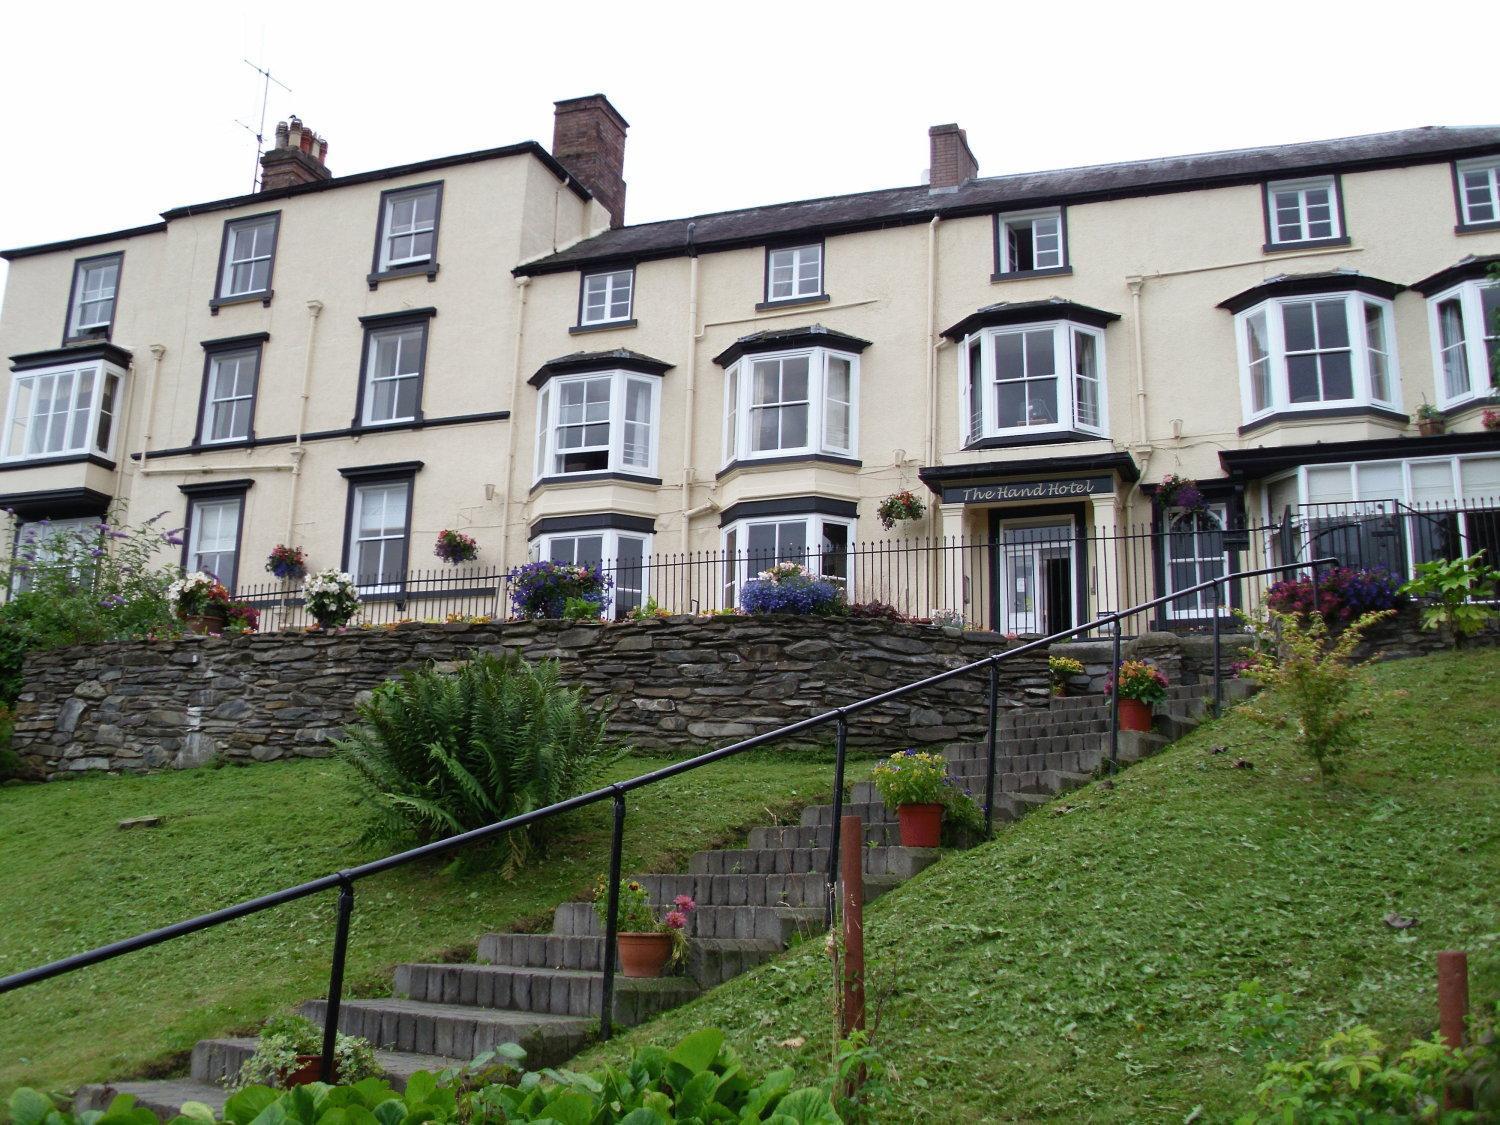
1163,504,1230,620
957,321,1109,444
201,349,259,444
219,215,278,298
186,495,244,588
533,369,661,481
1265,176,1342,246
11,517,104,593
722,347,859,465
995,207,1066,274
528,529,653,617
2,360,125,463
67,255,121,337
765,244,823,302
1426,279,1498,408
580,269,634,325
348,480,412,595
361,324,426,427
378,186,439,272
1455,157,1500,228
720,514,855,609
1233,293,1400,423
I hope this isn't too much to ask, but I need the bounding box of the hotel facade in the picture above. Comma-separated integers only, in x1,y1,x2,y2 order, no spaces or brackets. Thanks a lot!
1,97,1497,632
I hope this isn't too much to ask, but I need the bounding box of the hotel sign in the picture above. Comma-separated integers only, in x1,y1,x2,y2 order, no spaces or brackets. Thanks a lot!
942,475,1114,505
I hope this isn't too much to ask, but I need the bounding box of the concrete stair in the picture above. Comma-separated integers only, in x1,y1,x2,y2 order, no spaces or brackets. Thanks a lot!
73,677,1242,1119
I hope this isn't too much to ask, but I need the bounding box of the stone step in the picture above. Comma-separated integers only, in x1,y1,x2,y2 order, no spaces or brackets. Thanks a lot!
942,733,1110,762
300,998,591,1068
475,932,785,989
627,871,900,910
688,844,938,879
75,1079,229,1119
747,821,903,850
392,963,697,1025
800,801,895,828
553,900,824,943
190,1036,458,1091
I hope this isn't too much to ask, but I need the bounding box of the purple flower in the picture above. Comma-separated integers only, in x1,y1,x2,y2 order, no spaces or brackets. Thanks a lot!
89,548,105,558
163,533,184,547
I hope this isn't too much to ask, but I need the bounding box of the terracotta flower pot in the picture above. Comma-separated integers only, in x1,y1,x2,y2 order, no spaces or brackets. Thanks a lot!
617,932,674,978
1417,419,1444,437
283,1054,333,1087
1118,698,1154,732
180,611,227,636
896,802,943,848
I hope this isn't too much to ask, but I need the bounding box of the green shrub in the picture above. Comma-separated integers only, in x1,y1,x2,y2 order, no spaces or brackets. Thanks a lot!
232,1014,380,1090
1401,551,1499,647
332,652,618,872
1237,607,1392,779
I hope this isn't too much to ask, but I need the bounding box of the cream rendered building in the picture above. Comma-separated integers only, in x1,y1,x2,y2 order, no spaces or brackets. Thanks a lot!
2,96,1498,633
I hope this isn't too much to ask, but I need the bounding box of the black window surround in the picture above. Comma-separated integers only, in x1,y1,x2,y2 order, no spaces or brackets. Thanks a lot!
760,239,827,309
127,409,509,462
528,348,673,389
529,512,657,539
210,211,281,313
338,461,423,587
1261,175,1352,253
194,333,269,448
0,485,112,521
991,207,1073,283
352,308,436,431
1451,158,1500,235
718,495,858,528
1216,270,1403,315
368,181,444,289
715,452,862,481
712,325,871,368
1410,254,1500,297
573,264,637,331
62,252,123,345
1237,404,1410,437
178,478,253,591
940,298,1120,341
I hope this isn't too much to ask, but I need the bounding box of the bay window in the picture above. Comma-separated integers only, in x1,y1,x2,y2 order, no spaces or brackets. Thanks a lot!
1426,279,1498,407
957,320,1108,444
721,511,853,610
721,348,858,464
65,254,122,341
3,359,124,462
534,368,660,480
1232,291,1399,422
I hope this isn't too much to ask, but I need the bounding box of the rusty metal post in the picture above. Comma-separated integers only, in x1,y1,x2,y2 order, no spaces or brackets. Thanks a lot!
839,813,865,1040
1438,950,1472,1110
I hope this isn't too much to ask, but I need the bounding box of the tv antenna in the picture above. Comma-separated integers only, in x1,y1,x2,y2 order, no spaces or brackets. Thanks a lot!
234,59,292,192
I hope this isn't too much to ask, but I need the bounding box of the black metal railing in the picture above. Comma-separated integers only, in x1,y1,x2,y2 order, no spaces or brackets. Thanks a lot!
0,557,1336,1079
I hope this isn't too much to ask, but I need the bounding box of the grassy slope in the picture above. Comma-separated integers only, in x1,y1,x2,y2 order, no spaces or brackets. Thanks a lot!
577,650,1500,1122
0,748,865,1098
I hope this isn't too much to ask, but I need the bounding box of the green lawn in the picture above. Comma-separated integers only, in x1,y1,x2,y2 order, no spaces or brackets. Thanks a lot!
0,746,863,1099
576,650,1500,1121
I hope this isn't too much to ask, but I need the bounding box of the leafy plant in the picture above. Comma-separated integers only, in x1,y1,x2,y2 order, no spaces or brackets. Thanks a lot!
434,529,479,565
846,600,907,622
563,596,603,622
232,1014,380,1091
876,490,925,531
594,879,696,965
1048,654,1085,695
740,562,845,616
1236,606,1393,779
508,559,613,620
1400,551,1499,647
1219,981,1297,1060
1266,566,1405,629
332,652,617,872
302,569,360,629
871,749,948,807
167,572,230,617
1106,659,1169,704
1155,473,1206,512
939,776,987,841
627,597,671,621
222,602,260,635
1416,399,1444,422
929,608,966,630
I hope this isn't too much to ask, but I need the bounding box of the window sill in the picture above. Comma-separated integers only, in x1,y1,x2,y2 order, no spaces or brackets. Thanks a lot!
990,266,1074,284
963,430,1106,451
367,261,440,289
209,290,273,315
1237,404,1408,436
348,415,425,434
569,319,638,335
1455,219,1500,235
62,329,112,346
530,471,663,493
1436,392,1500,420
755,293,830,313
715,453,861,481
0,452,116,472
1261,235,1352,255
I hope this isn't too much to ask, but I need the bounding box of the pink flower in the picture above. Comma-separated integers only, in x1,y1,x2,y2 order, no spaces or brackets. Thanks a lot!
672,894,697,913
664,910,688,930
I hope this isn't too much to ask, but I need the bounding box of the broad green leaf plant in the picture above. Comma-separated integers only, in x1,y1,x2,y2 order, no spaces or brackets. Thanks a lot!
1400,551,1499,648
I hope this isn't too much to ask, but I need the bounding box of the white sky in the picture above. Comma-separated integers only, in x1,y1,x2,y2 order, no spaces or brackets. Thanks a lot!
1,0,1495,301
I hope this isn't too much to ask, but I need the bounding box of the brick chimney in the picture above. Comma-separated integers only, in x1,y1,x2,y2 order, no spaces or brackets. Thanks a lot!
552,95,629,228
928,123,978,191
259,117,331,192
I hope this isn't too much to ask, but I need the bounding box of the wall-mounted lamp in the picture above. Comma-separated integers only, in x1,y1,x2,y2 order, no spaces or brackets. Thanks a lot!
484,483,497,501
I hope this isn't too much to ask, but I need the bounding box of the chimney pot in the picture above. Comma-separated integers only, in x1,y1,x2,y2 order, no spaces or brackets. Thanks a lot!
259,117,332,193
552,94,629,229
928,122,978,191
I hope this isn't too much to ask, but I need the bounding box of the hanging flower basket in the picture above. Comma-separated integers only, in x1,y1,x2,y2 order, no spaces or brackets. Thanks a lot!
1154,474,1206,512
435,529,479,565
266,544,307,581
877,490,927,531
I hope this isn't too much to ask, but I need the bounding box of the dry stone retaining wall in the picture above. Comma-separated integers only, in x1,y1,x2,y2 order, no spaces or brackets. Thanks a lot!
11,617,1051,778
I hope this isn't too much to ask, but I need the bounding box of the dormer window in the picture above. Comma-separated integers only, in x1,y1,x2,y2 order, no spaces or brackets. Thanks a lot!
1264,176,1347,250
994,208,1068,277
65,254,121,341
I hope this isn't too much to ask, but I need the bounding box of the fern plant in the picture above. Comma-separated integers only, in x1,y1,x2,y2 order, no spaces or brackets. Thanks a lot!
333,653,618,872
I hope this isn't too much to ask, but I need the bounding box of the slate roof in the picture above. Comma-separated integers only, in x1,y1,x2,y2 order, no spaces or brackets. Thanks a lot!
515,125,1500,277
528,348,673,387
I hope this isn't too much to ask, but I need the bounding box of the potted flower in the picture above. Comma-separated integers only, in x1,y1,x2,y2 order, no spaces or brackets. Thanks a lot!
232,1014,380,1090
876,489,926,532
1048,654,1085,697
303,568,360,630
871,749,951,848
508,560,613,620
739,561,844,616
1482,408,1499,432
1106,659,1169,732
435,528,479,565
1416,401,1445,437
265,544,307,581
1155,474,1206,512
168,572,231,634
223,601,261,635
594,878,695,978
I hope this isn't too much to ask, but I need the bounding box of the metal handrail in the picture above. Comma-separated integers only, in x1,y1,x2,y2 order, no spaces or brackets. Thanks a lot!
0,556,1337,1079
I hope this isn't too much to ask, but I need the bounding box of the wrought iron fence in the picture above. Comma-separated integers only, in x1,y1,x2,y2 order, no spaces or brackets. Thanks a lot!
229,496,1499,635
